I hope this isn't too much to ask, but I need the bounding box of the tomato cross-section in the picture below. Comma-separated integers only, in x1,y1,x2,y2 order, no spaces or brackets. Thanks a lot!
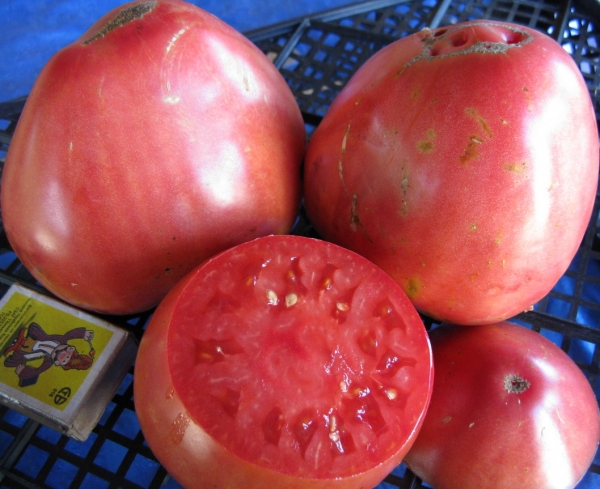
135,235,433,489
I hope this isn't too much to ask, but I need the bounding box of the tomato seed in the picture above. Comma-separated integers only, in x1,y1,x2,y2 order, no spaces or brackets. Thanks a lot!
384,388,398,401
329,415,338,433
266,290,279,305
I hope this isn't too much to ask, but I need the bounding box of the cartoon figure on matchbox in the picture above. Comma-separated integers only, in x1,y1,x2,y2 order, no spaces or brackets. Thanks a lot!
3,322,95,387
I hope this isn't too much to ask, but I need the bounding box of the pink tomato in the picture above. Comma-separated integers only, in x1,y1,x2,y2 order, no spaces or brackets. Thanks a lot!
1,0,305,314
304,20,598,325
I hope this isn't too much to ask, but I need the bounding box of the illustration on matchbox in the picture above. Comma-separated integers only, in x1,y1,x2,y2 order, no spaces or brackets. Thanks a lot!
0,288,113,411
4,322,96,388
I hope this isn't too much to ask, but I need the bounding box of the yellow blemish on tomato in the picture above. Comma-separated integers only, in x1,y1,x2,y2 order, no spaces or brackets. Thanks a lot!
341,124,350,152
398,167,410,216
465,107,493,138
338,124,351,187
418,140,434,152
460,136,481,165
417,128,436,153
503,161,527,173
404,277,423,299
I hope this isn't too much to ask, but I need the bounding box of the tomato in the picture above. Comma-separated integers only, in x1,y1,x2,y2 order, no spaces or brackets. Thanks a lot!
403,321,600,489
1,0,305,315
134,234,433,489
303,20,598,325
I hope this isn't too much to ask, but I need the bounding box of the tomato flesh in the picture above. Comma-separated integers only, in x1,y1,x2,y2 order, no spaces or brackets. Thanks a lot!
135,235,433,488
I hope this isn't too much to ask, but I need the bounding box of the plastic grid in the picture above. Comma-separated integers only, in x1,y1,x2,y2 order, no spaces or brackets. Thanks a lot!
0,0,599,488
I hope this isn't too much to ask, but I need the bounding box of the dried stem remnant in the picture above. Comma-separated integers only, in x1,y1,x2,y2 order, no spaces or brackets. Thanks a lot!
83,2,157,45
504,374,530,394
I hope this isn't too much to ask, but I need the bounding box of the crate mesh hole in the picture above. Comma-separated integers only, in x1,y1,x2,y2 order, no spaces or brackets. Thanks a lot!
324,32,342,47
113,408,140,440
585,254,600,276
543,297,572,319
569,338,596,364
576,305,600,327
583,281,600,303
64,431,97,458
81,473,110,489
0,431,14,459
540,327,564,346
555,274,576,296
36,425,62,444
125,453,161,487
3,409,27,428
46,458,79,489
15,444,49,478
97,401,116,426
294,41,312,56
94,439,128,472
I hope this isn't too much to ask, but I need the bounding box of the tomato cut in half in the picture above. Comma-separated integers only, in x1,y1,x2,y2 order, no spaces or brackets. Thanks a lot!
134,235,433,489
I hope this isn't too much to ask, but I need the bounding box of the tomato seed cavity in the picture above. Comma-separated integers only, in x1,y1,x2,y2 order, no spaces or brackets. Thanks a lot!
263,407,285,446
373,298,406,331
376,349,418,378
293,408,319,457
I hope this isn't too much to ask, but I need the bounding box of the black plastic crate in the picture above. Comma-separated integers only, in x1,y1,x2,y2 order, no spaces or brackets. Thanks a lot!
0,0,598,488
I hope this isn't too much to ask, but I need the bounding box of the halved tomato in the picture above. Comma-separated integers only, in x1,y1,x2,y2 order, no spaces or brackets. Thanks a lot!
134,235,433,488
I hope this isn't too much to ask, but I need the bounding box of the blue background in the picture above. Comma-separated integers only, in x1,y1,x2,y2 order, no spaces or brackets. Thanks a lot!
0,0,356,103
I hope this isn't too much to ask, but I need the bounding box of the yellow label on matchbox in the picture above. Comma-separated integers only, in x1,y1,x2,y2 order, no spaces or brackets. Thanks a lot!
0,284,137,440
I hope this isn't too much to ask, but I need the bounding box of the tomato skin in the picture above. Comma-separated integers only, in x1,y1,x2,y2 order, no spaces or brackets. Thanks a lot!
403,322,600,489
1,0,305,314
134,235,433,489
304,20,598,325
